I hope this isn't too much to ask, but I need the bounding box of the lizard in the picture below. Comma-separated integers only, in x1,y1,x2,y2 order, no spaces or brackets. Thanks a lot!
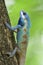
3,10,31,65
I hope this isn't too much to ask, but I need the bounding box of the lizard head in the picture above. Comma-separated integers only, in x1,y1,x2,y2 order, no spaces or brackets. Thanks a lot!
18,10,30,27
20,10,29,21
20,10,30,25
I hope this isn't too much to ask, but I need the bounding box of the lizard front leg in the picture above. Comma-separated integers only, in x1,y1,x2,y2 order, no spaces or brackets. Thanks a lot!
4,22,22,31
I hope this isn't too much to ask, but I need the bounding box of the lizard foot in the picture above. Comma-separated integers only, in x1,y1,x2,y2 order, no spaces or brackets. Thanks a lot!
5,52,12,58
5,47,18,58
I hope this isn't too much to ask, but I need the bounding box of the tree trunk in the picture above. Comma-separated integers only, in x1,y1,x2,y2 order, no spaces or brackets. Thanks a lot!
0,0,18,65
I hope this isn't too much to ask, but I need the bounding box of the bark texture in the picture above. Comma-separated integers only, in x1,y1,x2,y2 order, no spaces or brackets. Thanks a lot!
0,0,18,65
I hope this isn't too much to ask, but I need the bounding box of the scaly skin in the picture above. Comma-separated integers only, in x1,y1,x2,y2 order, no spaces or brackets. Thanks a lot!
4,10,31,65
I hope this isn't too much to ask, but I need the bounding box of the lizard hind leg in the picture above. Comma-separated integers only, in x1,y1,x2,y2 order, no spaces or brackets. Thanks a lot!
5,47,18,58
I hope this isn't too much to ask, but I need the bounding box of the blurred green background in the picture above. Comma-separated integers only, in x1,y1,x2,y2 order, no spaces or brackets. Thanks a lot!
5,0,43,65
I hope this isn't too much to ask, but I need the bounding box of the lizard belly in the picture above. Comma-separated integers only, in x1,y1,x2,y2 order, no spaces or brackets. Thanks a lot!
17,27,28,54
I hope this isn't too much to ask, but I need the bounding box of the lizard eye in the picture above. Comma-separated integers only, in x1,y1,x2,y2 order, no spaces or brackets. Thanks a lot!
23,12,26,15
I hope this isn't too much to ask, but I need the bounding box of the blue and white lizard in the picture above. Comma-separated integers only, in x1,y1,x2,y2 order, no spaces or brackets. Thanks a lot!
4,11,31,61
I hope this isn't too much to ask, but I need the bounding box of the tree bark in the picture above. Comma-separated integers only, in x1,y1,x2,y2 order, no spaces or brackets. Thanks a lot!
0,0,18,65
